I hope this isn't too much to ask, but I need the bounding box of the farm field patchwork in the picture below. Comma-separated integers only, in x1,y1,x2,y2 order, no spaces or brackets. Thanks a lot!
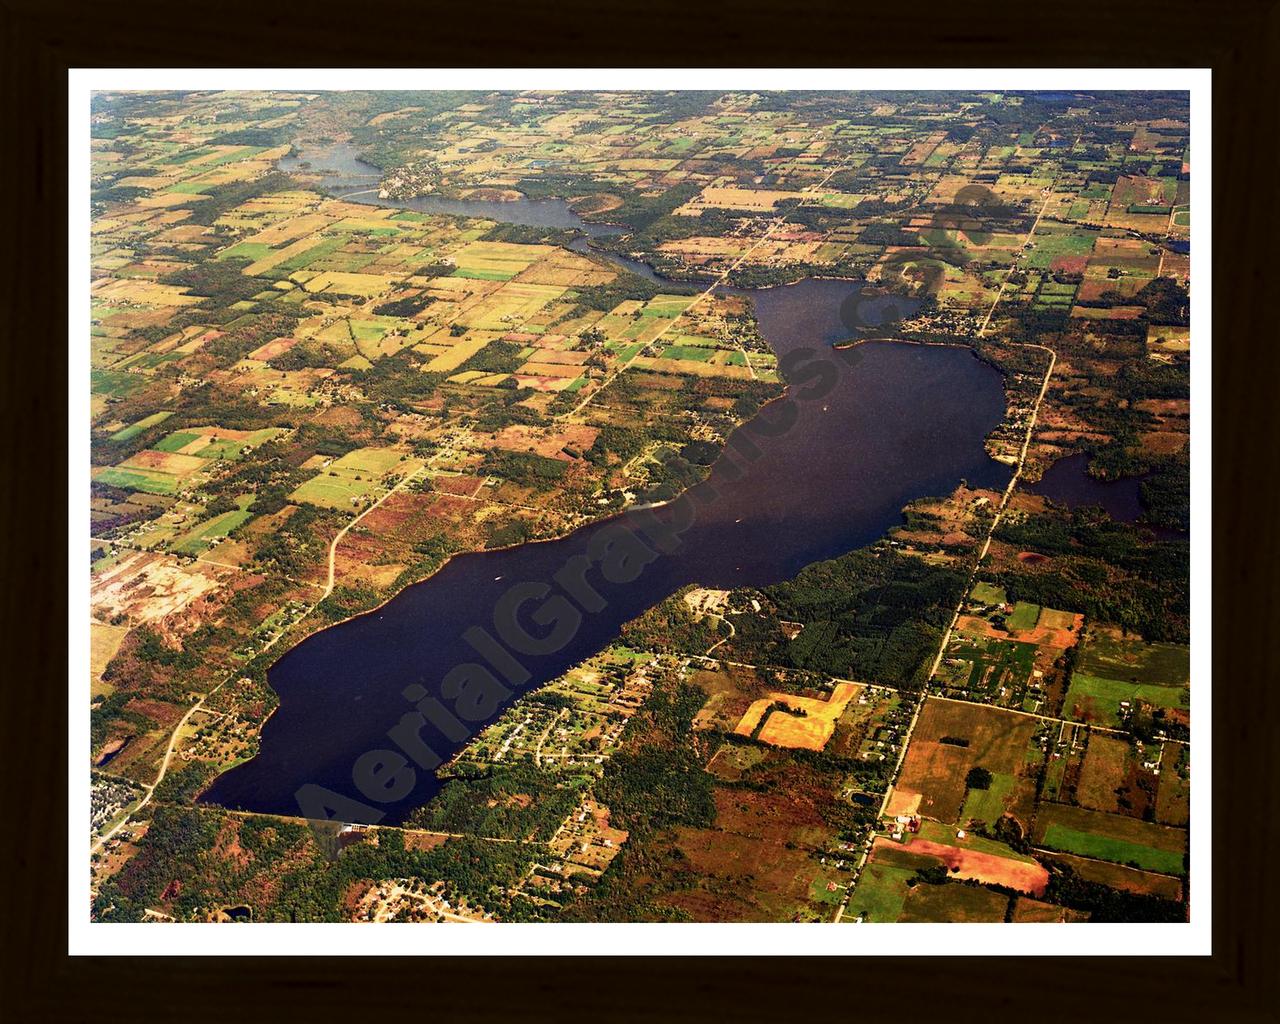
290,447,418,509
1063,624,1189,727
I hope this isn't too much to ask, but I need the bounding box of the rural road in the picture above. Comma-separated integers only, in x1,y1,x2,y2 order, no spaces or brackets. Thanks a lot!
560,144,856,422
92,462,426,858
831,172,1064,923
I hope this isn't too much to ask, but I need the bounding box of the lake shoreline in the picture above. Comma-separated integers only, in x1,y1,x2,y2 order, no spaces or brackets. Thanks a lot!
201,285,1011,822
198,154,1012,822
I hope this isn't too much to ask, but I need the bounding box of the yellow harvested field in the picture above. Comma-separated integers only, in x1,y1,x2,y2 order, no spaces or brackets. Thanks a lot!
316,199,396,220
302,271,397,297
629,356,755,379
679,186,801,213
657,236,754,257
423,332,501,373
90,619,130,693
452,240,551,277
233,191,319,217
517,361,582,378
423,276,486,298
92,278,203,306
115,174,183,190
734,682,861,751
136,191,211,209
243,212,332,248
515,251,616,287
464,282,565,329
520,349,588,365
369,106,423,126
614,158,680,172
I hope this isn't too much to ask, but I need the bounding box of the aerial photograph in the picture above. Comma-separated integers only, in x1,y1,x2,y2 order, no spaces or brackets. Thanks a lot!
85,86,1194,928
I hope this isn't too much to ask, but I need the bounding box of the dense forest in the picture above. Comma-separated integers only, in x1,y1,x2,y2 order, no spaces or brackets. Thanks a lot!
755,547,970,688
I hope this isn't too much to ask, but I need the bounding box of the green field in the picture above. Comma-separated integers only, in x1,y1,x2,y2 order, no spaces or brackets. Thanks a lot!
1076,631,1189,686
660,345,714,362
1064,672,1189,726
641,295,694,318
845,862,914,923
1035,804,1186,875
170,509,254,556
1041,825,1185,876
216,241,274,262
154,431,202,453
289,447,412,509
91,368,145,399
272,235,348,276
450,267,515,281
961,771,1017,826
150,427,281,460
1023,228,1096,270
110,411,172,442
195,438,246,460
94,466,179,495
969,581,1007,607
1006,601,1040,630
898,882,1010,923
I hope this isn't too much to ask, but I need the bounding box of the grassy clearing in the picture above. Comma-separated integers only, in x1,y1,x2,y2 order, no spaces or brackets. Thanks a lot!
1077,628,1189,686
94,466,179,494
289,447,413,509
170,509,254,556
1041,825,1184,875
898,882,1010,922
110,411,172,442
970,581,1007,606
1064,672,1189,726
846,862,914,923
660,345,715,362
1006,601,1040,630
961,771,1017,826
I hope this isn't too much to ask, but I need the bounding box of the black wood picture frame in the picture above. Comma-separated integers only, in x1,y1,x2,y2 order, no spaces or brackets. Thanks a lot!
3,0,1275,1018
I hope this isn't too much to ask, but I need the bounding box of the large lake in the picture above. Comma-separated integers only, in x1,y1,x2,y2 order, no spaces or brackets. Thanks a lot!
200,151,1012,823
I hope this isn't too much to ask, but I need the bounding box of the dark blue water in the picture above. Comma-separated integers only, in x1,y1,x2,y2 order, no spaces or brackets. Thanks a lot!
1027,452,1186,540
1029,453,1148,522
201,278,1011,823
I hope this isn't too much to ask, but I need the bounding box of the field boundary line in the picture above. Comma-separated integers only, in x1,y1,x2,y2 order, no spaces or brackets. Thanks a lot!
833,177,1063,923
559,145,859,421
